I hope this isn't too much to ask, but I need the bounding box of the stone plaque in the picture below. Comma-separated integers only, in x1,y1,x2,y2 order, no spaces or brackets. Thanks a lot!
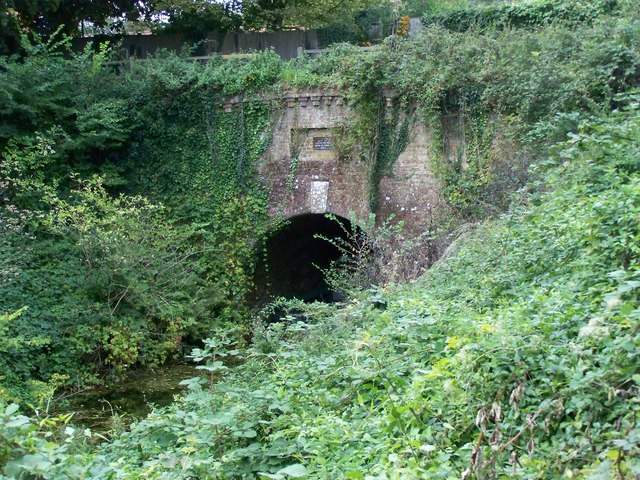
293,128,335,162
313,136,333,151
309,181,329,213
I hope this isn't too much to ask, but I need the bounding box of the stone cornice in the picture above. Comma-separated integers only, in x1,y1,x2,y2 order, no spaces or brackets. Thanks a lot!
215,88,397,112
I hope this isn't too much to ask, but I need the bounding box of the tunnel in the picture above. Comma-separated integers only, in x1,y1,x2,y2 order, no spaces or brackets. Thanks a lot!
252,213,357,304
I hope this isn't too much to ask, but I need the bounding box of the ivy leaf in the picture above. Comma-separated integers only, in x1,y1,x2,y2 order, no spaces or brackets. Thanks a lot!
5,403,20,416
277,464,308,478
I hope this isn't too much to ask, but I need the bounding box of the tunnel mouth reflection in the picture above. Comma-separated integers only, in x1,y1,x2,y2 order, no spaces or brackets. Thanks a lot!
252,213,355,305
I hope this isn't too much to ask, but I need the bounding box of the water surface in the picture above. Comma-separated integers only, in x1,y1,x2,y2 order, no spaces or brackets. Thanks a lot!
59,363,198,431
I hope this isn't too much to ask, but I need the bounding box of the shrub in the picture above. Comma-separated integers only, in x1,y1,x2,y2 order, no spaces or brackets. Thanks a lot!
422,0,619,33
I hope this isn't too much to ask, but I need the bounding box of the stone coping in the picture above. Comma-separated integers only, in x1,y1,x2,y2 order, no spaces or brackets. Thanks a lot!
216,89,397,112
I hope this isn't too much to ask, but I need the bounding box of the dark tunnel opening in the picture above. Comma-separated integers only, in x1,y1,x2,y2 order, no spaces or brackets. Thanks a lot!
252,213,356,306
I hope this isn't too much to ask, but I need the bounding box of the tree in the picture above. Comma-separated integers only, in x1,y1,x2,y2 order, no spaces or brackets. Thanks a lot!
1,0,390,52
151,0,243,35
152,0,384,32
1,0,146,55
248,0,375,30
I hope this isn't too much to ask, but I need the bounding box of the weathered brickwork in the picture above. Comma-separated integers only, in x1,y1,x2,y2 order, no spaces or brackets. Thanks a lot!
226,90,450,236
377,119,442,236
257,90,445,236
256,91,372,222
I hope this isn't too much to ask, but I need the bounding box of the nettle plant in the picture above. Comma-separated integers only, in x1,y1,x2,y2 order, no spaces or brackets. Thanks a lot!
187,329,241,389
316,211,449,296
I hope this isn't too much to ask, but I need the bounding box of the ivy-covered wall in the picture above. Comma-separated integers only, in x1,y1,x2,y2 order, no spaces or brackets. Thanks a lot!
252,90,514,236
0,48,284,400
2,0,639,401
121,65,278,315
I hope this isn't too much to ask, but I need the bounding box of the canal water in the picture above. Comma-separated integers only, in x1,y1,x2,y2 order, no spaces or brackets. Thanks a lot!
59,363,198,431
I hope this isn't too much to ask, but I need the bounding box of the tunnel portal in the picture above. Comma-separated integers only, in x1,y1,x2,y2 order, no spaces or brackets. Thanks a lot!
253,213,355,304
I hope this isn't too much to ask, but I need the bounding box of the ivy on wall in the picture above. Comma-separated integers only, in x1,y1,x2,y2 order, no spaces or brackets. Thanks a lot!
124,86,276,316
2,0,639,400
0,47,282,399
368,102,413,212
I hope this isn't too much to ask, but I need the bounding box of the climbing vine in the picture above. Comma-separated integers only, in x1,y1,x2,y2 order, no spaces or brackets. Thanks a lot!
2,1,639,402
426,110,501,218
287,107,304,191
367,102,413,211
123,80,276,311
0,48,286,399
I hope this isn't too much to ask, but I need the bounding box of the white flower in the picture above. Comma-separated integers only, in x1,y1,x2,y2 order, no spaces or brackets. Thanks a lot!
578,317,609,339
605,297,622,310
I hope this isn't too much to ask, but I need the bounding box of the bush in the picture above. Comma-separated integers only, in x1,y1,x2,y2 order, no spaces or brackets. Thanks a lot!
422,0,619,33
317,212,451,296
0,43,274,401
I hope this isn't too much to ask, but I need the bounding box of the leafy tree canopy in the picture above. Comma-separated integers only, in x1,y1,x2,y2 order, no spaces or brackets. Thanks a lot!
152,0,386,33
1,0,389,54
1,0,147,54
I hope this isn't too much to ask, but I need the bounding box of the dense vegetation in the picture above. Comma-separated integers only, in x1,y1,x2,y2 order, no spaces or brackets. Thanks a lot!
1,0,639,478
0,38,278,402
2,89,639,479
422,0,619,32
0,0,389,55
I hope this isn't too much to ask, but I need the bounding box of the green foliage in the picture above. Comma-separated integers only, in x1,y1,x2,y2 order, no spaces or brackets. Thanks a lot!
397,16,637,214
316,212,418,294
0,37,132,162
320,210,452,296
317,2,396,47
0,1,144,55
46,177,207,370
275,9,640,216
122,55,276,308
153,0,243,35
315,213,383,294
404,0,508,17
3,1,640,403
422,0,619,33
0,310,43,402
0,171,220,401
432,112,520,218
150,0,385,32
239,0,384,31
0,227,104,403
8,91,636,479
1,45,275,401
1,5,640,476
368,105,412,211
0,401,109,479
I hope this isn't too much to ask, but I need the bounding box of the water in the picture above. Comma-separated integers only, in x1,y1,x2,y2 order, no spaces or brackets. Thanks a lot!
58,363,198,431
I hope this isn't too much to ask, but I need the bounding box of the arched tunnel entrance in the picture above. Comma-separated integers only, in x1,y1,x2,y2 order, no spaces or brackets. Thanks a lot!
253,213,356,304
